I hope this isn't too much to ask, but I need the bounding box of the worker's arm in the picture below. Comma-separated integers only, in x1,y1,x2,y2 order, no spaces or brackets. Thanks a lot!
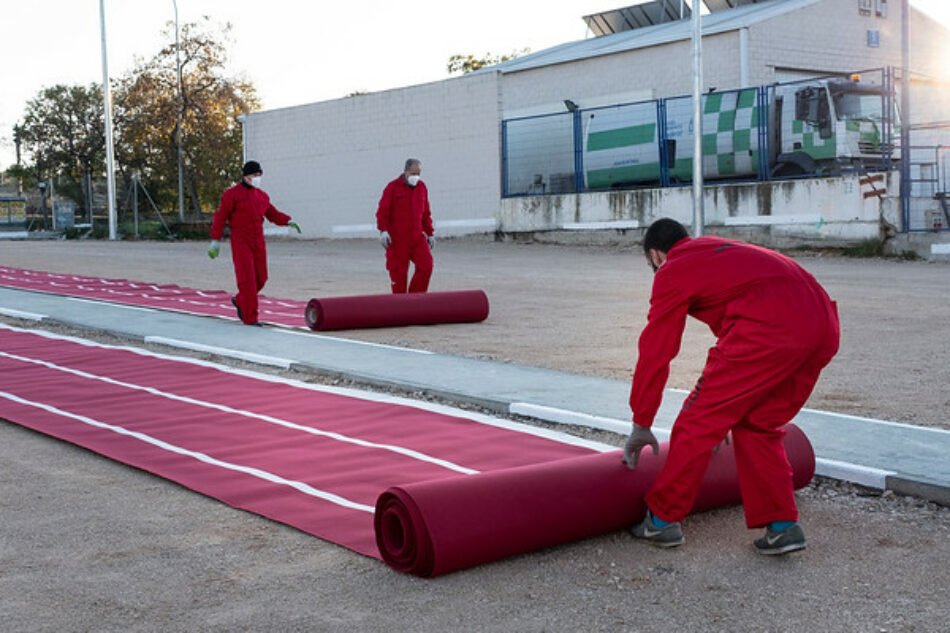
628,272,690,428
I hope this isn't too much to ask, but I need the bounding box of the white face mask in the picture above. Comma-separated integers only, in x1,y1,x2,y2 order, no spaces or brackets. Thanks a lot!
406,174,421,187
250,176,263,188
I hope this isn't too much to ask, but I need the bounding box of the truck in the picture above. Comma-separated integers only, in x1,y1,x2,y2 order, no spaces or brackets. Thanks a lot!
582,75,895,189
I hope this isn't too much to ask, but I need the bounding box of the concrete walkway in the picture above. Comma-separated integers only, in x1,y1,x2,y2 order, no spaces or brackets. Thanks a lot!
2,285,948,506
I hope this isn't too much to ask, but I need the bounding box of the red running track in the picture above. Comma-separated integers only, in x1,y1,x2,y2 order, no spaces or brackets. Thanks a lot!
0,324,604,557
0,266,308,328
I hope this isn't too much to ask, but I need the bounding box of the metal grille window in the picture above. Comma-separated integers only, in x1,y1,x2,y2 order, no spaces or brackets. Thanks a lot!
858,0,872,16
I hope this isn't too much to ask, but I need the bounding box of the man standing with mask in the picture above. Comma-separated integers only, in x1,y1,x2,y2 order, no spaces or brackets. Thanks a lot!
208,160,301,326
623,218,839,555
376,158,435,293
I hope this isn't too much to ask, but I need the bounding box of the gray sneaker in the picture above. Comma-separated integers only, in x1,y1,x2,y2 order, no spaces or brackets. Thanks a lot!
754,523,806,555
629,512,685,548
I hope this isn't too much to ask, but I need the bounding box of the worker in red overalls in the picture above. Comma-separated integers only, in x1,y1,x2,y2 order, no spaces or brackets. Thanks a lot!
623,218,839,555
376,158,435,293
208,160,300,326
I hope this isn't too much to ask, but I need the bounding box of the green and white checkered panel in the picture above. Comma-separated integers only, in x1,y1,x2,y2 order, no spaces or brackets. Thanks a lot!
785,117,836,161
699,89,760,177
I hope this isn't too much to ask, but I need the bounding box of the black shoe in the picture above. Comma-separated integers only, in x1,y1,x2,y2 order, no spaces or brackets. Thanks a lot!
629,511,685,548
754,523,806,555
230,296,244,321
246,322,263,327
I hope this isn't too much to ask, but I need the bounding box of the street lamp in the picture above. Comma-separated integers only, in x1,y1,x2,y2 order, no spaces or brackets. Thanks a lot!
174,0,185,222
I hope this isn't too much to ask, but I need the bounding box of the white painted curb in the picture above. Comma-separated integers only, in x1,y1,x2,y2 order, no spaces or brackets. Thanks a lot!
144,336,293,369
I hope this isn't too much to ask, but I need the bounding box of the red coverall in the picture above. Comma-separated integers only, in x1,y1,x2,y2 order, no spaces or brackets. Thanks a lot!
211,182,292,324
630,236,839,528
375,175,434,293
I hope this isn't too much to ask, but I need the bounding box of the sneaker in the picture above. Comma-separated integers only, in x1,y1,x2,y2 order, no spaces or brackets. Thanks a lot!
754,523,806,555
231,296,244,322
246,322,263,327
629,512,685,548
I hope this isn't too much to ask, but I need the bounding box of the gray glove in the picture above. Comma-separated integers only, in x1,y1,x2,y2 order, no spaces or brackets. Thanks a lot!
623,425,659,469
380,231,391,249
426,235,435,249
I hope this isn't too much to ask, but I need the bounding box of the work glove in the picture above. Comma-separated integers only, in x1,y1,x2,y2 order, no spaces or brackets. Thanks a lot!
380,231,391,249
623,425,659,469
288,221,301,234
207,240,220,260
426,235,435,249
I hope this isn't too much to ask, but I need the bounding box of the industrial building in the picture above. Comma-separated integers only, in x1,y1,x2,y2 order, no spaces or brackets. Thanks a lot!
242,0,950,243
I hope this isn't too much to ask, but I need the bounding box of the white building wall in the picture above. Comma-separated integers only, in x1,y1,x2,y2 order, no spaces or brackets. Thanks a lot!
243,71,501,238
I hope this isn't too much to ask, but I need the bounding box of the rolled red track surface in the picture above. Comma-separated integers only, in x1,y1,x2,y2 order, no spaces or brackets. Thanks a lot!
305,290,489,331
375,424,815,577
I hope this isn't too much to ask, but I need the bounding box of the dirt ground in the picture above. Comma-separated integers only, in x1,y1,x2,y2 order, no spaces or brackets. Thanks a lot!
1,237,949,632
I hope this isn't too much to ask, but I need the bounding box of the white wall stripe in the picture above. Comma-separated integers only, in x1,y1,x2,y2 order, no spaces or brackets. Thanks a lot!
0,349,479,476
0,390,375,513
0,323,615,452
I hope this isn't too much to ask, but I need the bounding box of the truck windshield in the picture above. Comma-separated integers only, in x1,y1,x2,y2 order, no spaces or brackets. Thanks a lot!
832,91,883,121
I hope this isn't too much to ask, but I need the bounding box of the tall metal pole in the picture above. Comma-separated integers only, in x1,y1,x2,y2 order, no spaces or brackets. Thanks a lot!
99,0,118,240
899,0,911,231
174,0,185,221
691,0,704,236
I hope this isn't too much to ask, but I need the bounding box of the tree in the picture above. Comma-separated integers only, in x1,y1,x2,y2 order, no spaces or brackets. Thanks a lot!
14,84,106,217
446,48,531,75
113,18,259,218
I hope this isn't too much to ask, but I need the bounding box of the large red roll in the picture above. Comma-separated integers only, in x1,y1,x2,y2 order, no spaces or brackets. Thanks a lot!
375,423,815,577
305,290,489,331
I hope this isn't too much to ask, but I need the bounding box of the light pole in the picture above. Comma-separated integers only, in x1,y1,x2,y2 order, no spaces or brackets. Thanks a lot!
99,0,118,240
690,0,704,237
174,0,185,221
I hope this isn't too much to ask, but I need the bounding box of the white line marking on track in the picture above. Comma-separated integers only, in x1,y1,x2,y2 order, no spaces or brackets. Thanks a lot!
0,390,375,513
0,349,480,475
66,297,157,313
0,323,614,453
275,327,435,354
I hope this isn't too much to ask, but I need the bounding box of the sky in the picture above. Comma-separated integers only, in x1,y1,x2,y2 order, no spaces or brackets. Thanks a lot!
2,0,950,170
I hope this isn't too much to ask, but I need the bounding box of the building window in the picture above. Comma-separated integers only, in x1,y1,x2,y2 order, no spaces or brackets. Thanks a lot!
867,29,880,47
858,0,872,16
876,0,887,18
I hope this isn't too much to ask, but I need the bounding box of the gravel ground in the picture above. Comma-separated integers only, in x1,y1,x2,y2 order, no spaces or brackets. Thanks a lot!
1,238,949,632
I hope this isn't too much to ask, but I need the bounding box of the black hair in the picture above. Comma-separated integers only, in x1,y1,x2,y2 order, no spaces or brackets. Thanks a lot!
643,218,689,254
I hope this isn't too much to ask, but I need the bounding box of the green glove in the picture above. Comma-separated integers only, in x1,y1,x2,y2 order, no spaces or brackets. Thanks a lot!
207,240,220,260
288,221,301,234
622,425,659,469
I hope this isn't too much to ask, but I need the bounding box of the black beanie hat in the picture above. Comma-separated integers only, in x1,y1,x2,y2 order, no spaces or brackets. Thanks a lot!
242,160,262,176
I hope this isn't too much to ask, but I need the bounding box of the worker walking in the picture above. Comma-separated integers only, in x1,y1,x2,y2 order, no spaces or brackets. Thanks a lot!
623,218,839,555
376,158,435,293
208,160,300,325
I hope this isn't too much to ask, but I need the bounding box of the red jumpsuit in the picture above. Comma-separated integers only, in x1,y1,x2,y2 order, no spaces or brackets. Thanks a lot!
630,236,839,528
376,176,434,294
211,182,292,324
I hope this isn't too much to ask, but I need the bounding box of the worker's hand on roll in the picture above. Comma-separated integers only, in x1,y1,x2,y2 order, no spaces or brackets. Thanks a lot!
380,231,391,249
207,240,220,260
623,425,659,469
427,235,435,249
288,221,301,234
